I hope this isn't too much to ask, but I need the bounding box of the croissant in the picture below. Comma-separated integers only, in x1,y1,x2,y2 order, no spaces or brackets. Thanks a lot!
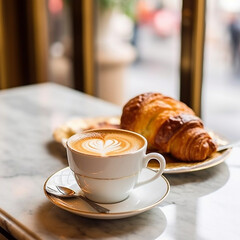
120,93,217,162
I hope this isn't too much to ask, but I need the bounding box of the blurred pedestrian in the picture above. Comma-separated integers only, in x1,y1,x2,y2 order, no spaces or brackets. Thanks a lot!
228,14,240,75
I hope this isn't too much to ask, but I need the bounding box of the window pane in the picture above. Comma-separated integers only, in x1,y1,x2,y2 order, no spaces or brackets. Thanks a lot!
47,0,73,87
203,0,240,141
95,0,182,106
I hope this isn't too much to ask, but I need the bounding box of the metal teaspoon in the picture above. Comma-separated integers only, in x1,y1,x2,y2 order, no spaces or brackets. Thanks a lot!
46,186,110,213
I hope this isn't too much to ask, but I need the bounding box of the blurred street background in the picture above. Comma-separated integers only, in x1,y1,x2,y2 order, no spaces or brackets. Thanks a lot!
48,0,240,141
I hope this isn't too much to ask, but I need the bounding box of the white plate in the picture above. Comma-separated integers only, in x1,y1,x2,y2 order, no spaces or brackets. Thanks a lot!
44,167,170,219
152,147,232,174
53,116,232,174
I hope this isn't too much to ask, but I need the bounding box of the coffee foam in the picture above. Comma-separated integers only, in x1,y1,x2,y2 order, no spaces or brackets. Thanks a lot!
69,130,144,156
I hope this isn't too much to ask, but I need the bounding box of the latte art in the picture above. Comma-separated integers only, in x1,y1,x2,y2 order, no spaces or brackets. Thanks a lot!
82,138,131,156
69,130,145,156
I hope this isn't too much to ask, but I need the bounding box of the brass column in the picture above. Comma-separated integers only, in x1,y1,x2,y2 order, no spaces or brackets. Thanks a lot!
180,0,206,117
70,0,95,95
0,0,48,89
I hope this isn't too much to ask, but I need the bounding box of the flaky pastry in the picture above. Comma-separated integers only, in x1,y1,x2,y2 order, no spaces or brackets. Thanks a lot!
120,93,217,161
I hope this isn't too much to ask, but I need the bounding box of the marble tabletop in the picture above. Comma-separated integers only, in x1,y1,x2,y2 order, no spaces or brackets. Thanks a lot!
0,83,240,240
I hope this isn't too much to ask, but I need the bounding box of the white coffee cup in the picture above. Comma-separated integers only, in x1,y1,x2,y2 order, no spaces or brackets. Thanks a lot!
66,129,166,203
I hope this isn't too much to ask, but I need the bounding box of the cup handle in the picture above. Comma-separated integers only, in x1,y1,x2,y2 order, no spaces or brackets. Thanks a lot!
135,153,166,187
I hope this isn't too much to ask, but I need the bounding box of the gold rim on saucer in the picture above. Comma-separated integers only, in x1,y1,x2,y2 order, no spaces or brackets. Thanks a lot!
44,167,170,219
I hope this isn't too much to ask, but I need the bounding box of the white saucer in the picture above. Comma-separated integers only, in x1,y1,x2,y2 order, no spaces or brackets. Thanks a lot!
44,167,170,219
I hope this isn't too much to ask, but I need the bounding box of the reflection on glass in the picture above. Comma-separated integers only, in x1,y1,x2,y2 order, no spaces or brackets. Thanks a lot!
203,0,240,141
95,0,181,106
47,0,73,87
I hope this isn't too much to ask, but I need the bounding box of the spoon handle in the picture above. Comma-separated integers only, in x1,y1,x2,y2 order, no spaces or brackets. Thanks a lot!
217,141,240,152
55,186,109,213
47,186,109,213
78,195,110,213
